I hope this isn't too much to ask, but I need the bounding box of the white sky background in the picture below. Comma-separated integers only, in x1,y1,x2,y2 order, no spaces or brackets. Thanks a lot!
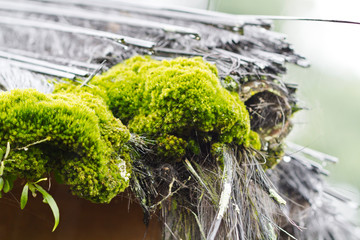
130,0,209,9
281,0,360,202
282,0,360,81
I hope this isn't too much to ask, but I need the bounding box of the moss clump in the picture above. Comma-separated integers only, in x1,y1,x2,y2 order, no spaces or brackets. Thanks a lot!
264,143,284,170
157,135,187,161
210,142,226,169
0,89,131,203
5,147,49,180
220,76,239,92
87,56,252,157
187,139,201,156
248,131,261,150
55,56,262,160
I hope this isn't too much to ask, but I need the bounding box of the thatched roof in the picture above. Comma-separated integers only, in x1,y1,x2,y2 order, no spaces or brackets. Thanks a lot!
0,1,358,239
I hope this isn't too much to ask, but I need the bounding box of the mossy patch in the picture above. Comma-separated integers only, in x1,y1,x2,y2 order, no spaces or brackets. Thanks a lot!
157,135,187,161
2,56,262,203
248,130,261,150
0,88,131,203
84,56,256,158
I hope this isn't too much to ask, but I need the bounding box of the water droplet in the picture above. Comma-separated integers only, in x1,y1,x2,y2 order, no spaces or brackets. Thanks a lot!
283,156,291,162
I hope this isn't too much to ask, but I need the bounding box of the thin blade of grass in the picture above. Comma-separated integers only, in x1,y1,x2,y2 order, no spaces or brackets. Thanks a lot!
3,179,10,193
20,183,29,209
4,142,10,160
0,177,4,191
34,184,60,231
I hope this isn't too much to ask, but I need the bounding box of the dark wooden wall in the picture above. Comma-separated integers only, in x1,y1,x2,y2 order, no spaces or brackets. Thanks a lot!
0,181,161,240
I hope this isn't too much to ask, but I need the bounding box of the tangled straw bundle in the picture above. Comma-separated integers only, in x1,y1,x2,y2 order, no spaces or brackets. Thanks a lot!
0,0,359,239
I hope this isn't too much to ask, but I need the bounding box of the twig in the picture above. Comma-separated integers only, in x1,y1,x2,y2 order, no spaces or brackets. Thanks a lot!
4,60,76,79
286,141,338,163
16,137,52,151
0,50,89,77
0,1,200,38
184,159,217,202
207,148,233,240
149,177,186,210
80,60,106,87
0,16,155,49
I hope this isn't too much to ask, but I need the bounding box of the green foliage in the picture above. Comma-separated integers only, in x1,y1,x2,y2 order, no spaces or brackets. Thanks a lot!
0,56,262,205
187,139,201,156
0,89,131,203
0,142,15,195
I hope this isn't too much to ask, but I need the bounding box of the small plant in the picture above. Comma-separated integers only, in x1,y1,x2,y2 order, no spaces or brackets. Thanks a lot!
0,142,59,231
20,178,60,232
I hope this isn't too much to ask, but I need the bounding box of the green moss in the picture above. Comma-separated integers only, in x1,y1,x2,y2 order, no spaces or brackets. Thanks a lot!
221,76,239,92
5,148,49,180
187,139,200,156
1,56,276,211
210,142,225,169
90,56,252,158
248,131,261,150
58,154,130,203
157,135,187,161
0,88,131,203
264,144,284,170
172,199,178,211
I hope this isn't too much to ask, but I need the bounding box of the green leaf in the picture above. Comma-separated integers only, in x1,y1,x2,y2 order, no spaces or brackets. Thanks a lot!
4,142,10,160
3,179,10,193
0,148,3,160
34,184,59,232
0,161,4,176
34,178,47,184
54,171,64,184
0,177,4,191
20,184,29,210
5,175,16,192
